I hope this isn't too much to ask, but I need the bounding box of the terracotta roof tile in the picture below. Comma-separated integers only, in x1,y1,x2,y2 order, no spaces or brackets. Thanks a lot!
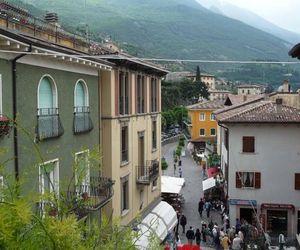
216,100,300,123
187,100,225,110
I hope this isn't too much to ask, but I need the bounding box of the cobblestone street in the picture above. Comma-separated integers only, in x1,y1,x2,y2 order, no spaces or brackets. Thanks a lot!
162,140,222,250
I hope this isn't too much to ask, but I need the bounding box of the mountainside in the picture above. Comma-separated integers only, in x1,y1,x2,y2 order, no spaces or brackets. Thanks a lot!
196,0,300,44
19,0,293,62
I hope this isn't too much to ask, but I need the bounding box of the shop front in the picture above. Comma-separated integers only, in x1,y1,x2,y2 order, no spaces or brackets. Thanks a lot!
260,203,295,237
229,199,257,226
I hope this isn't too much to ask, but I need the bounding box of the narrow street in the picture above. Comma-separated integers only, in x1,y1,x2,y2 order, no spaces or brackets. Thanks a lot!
162,140,222,249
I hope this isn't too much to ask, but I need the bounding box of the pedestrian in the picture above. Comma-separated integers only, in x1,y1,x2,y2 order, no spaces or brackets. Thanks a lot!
238,230,244,249
174,163,176,175
201,224,207,243
279,233,285,250
198,198,204,218
213,225,221,250
221,233,231,250
175,211,180,234
180,214,187,233
232,234,242,250
205,200,211,218
235,218,241,234
178,159,182,166
186,226,195,245
195,228,201,246
179,166,183,178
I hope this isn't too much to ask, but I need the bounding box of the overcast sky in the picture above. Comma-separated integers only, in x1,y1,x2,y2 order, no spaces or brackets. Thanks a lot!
221,0,300,34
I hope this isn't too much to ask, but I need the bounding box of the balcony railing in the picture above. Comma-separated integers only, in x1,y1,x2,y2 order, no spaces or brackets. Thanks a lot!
66,176,114,220
73,106,93,134
36,108,64,140
136,160,159,185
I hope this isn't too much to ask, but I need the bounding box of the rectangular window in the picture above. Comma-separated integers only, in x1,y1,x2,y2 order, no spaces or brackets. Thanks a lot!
75,150,90,193
152,120,157,150
39,159,59,195
199,113,205,121
121,126,129,163
151,78,157,112
236,172,261,189
200,128,205,136
242,136,255,153
295,173,300,190
137,75,145,113
210,113,215,121
121,175,129,213
119,71,129,115
210,128,216,136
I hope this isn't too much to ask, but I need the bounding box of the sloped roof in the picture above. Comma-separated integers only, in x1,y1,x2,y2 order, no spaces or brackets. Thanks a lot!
216,100,300,123
237,84,263,88
187,100,225,110
223,94,264,106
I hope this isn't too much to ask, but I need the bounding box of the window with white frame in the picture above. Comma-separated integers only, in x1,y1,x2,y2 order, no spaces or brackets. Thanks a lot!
74,80,88,109
210,113,215,121
199,112,205,121
200,128,205,136
39,159,59,195
210,128,216,136
121,175,129,214
75,150,90,194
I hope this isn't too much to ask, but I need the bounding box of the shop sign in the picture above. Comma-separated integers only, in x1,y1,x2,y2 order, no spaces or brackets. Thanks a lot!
229,199,257,206
261,203,295,212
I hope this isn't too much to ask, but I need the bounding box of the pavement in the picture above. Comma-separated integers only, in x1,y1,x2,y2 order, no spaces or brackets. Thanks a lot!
162,141,222,250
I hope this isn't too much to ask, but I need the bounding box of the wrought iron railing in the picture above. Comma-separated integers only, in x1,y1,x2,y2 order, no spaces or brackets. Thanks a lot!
73,106,93,134
36,108,64,140
66,176,114,220
136,160,159,185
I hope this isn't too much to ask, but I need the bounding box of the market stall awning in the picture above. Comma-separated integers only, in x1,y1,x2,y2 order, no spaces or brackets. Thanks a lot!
207,167,220,178
161,176,185,194
202,177,216,191
135,201,177,249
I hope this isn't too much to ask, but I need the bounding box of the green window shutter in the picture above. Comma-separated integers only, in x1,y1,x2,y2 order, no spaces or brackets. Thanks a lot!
39,77,53,109
75,81,85,107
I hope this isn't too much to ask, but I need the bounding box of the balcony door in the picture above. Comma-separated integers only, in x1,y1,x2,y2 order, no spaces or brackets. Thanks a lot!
138,132,145,178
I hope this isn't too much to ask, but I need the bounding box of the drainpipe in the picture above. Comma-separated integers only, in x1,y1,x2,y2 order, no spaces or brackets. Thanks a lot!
11,45,32,182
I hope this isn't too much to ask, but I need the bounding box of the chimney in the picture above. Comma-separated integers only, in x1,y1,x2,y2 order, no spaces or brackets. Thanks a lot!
275,98,283,112
282,80,290,92
243,95,247,102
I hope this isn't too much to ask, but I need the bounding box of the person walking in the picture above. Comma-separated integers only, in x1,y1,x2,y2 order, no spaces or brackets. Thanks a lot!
186,226,195,245
221,233,231,250
180,214,187,233
198,198,204,218
195,228,201,246
205,200,211,218
179,166,183,178
173,163,176,175
232,234,242,250
279,233,285,250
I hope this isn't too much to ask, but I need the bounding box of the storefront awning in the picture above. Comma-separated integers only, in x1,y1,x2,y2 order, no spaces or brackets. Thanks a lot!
207,167,220,178
161,176,185,194
135,201,177,249
202,177,216,191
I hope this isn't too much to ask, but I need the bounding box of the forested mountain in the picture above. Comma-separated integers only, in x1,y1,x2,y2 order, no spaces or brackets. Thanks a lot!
18,0,293,62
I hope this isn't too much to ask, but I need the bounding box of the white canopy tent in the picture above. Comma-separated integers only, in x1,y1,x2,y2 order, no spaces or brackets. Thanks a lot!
202,177,216,191
161,176,185,194
134,201,177,249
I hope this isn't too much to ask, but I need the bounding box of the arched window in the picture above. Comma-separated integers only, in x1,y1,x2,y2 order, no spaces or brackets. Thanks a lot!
73,80,93,134
38,76,57,113
36,75,63,140
74,80,88,108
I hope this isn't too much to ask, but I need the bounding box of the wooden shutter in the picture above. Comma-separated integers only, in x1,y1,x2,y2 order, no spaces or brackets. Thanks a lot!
295,173,300,190
243,136,255,153
254,172,261,189
236,172,242,188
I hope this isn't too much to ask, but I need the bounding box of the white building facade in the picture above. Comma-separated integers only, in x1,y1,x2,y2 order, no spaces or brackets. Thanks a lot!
216,100,300,238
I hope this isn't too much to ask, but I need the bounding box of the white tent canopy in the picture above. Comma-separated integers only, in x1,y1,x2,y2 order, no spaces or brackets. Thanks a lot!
135,201,177,249
202,177,216,191
161,175,185,194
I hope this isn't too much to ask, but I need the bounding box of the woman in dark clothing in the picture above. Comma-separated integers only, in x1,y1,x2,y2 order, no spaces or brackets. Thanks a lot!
201,225,207,243
195,228,201,246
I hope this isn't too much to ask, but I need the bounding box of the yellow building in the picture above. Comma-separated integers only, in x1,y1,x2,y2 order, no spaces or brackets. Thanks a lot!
187,100,224,151
100,55,168,225
186,73,216,90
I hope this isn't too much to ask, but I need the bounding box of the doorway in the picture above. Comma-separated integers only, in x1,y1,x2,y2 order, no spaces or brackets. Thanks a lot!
267,210,288,236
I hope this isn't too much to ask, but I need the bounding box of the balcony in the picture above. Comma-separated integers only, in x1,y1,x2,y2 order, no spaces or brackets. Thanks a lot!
36,108,64,141
66,176,114,220
73,106,93,134
136,160,159,185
